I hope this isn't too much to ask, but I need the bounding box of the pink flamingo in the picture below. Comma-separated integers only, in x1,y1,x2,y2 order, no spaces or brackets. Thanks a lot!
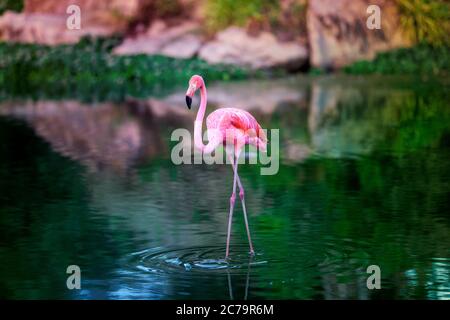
185,75,267,258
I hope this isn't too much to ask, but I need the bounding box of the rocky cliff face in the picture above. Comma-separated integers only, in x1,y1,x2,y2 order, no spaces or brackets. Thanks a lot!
0,11,114,45
24,0,140,16
24,0,142,30
307,0,411,69
0,0,412,69
0,0,143,44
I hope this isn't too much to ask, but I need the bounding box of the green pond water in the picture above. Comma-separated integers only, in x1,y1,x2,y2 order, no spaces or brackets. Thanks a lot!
0,75,449,299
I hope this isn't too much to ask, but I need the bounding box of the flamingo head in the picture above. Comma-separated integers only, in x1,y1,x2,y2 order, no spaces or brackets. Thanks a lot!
185,75,204,109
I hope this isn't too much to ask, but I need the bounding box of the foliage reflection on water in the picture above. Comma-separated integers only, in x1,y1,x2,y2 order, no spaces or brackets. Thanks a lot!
0,75,449,299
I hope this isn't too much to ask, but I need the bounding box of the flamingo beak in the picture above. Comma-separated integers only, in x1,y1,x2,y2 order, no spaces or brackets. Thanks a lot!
185,95,192,109
185,83,196,109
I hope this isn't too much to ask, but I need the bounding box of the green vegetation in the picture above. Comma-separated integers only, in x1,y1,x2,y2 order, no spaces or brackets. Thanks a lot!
0,36,253,102
344,43,450,75
205,0,280,33
396,0,450,46
0,0,23,15
204,0,307,37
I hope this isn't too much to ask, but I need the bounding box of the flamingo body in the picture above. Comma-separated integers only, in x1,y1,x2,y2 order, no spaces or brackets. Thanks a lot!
206,107,267,151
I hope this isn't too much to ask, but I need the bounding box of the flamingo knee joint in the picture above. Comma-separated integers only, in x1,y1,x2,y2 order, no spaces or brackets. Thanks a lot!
230,193,236,205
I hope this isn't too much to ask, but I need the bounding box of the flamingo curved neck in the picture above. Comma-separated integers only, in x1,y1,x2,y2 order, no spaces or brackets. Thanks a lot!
194,84,216,153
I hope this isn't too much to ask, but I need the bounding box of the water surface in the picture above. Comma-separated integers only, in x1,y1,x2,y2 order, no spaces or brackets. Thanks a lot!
0,75,449,299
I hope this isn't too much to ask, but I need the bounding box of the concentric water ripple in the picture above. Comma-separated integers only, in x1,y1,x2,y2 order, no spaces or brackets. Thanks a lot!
127,245,268,275
126,238,369,279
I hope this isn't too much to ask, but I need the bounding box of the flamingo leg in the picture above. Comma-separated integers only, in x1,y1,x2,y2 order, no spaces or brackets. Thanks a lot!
225,154,238,258
240,187,255,255
228,155,255,255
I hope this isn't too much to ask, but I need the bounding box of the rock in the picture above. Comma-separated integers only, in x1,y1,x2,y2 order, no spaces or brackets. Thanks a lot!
24,0,140,29
0,0,147,44
24,0,140,15
0,0,202,45
198,27,308,70
113,21,202,58
0,11,113,45
160,34,202,59
307,0,411,69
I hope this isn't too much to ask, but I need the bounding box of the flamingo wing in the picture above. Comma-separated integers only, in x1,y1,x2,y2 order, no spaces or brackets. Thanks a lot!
207,108,267,150
229,112,267,144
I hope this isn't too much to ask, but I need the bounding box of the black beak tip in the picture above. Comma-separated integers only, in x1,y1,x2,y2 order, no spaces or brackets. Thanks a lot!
185,96,192,109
